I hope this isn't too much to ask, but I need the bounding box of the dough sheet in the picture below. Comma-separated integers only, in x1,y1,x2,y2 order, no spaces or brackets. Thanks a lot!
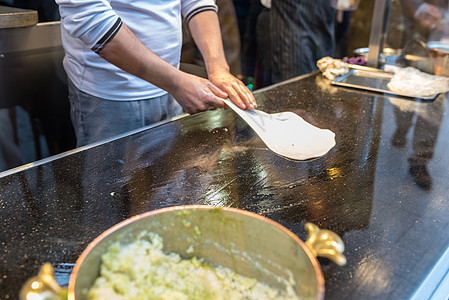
223,99,336,160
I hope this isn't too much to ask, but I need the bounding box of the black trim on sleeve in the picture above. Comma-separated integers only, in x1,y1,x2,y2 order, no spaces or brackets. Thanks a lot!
91,18,123,54
185,5,217,23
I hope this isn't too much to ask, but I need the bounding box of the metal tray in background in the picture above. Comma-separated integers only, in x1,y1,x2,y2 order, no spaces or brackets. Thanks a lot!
331,67,439,101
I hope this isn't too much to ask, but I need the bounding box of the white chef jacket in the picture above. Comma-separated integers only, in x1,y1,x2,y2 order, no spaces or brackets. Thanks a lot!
56,0,217,100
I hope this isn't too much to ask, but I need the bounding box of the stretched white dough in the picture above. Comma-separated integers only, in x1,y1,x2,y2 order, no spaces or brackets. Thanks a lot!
223,99,336,160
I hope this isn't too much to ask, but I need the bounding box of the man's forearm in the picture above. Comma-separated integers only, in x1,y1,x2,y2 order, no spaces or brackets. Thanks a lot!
187,10,257,110
188,10,230,76
98,23,182,94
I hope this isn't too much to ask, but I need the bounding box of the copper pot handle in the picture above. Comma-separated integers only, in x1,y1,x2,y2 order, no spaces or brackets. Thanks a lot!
304,222,347,266
19,263,66,300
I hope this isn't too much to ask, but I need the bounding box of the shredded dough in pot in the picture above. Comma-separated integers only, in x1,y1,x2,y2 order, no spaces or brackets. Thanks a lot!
88,232,300,300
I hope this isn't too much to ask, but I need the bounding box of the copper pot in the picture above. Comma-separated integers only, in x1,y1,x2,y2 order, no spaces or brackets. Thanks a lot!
21,205,346,300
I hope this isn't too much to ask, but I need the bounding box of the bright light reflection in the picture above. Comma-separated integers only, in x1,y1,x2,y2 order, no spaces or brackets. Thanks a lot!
26,291,40,300
31,281,40,290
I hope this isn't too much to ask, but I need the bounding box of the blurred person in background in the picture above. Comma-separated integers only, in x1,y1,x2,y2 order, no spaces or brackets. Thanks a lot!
0,2,20,172
11,0,59,22
0,0,13,7
239,0,272,89
333,0,361,59
239,0,337,88
268,0,336,84
0,109,22,172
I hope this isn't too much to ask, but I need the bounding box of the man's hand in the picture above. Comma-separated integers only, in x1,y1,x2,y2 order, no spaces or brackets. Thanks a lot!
172,70,256,114
209,70,256,110
171,72,228,114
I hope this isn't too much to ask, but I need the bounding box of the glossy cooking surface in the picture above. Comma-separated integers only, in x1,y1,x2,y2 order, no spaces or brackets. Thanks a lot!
1,72,448,299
